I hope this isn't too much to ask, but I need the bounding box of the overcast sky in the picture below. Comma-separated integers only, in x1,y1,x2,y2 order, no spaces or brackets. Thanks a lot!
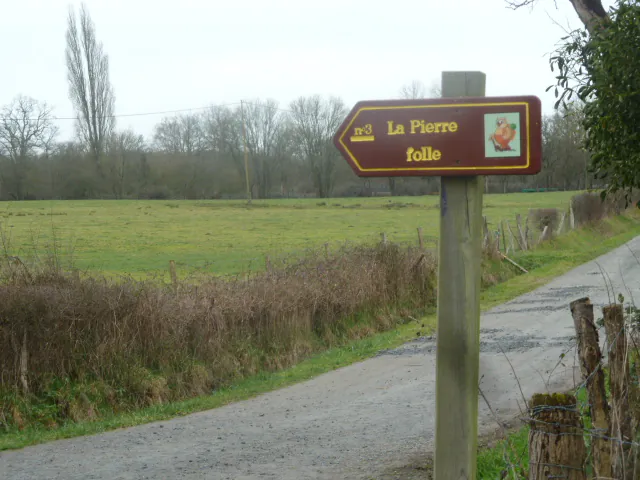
0,0,614,142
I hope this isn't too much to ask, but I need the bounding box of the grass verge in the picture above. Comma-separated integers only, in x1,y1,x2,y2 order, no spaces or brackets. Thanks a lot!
1,212,639,452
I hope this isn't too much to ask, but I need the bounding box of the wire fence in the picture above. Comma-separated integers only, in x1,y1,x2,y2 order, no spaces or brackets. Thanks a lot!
486,294,640,480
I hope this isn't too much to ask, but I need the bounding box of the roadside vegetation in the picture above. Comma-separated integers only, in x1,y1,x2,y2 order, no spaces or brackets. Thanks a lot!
1,191,638,451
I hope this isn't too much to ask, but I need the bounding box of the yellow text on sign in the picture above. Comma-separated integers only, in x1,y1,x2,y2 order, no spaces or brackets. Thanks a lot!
387,120,458,136
406,146,441,162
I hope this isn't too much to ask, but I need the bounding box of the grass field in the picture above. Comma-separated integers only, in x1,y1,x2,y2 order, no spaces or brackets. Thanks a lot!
0,191,576,277
2,207,640,451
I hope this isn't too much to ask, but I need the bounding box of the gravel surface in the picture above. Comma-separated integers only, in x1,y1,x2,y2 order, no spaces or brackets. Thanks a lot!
2,236,640,480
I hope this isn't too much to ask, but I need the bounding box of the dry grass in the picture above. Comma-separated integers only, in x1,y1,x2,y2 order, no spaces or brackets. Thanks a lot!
0,242,439,429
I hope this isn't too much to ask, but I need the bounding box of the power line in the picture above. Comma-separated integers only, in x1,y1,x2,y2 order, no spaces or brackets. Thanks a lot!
2,99,297,123
54,102,242,121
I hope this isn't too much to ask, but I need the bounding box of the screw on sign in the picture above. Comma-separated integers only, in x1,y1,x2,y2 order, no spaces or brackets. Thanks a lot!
333,72,542,480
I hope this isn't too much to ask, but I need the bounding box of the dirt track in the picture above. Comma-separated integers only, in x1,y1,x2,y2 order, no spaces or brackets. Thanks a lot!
2,236,640,480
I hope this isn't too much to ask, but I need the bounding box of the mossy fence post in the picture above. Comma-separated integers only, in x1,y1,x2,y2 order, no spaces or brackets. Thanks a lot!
528,393,587,480
570,297,612,478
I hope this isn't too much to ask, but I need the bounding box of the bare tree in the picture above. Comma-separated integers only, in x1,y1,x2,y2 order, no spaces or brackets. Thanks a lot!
202,105,244,178
289,95,347,198
242,99,285,198
399,80,427,99
395,80,441,195
153,114,204,156
506,0,608,32
66,2,115,174
107,129,145,198
0,96,58,199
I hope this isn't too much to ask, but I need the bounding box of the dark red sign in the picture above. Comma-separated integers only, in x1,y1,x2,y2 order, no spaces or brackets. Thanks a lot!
333,96,542,177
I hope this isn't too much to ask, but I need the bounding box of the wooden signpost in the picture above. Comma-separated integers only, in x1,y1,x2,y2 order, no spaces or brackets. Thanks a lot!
333,71,542,480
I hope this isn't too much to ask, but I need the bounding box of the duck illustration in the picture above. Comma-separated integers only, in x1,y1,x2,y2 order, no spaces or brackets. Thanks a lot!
489,117,517,152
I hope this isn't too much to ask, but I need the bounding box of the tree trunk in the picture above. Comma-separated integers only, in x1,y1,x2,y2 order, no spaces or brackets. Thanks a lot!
570,297,612,479
568,0,608,33
387,178,396,196
528,393,586,480
603,304,636,480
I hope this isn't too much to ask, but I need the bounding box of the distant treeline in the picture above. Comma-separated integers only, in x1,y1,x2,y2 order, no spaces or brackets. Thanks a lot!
0,5,593,201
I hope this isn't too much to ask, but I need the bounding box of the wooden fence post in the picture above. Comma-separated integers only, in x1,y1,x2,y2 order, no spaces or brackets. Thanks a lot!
506,220,519,252
482,216,490,250
570,297,612,479
556,212,566,236
501,220,507,253
417,227,424,249
19,330,29,395
516,214,528,250
434,70,485,480
169,260,178,294
380,232,388,245
528,393,587,480
570,205,575,229
603,304,635,479
538,225,551,244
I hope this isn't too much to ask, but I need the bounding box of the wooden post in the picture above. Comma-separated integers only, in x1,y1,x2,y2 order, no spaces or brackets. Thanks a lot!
506,220,518,252
570,297,612,479
538,225,550,244
516,213,528,250
417,227,424,249
381,232,388,245
19,330,29,395
556,212,566,236
169,260,178,294
528,393,587,480
570,205,575,229
501,220,507,253
434,71,485,480
603,304,634,479
240,100,252,204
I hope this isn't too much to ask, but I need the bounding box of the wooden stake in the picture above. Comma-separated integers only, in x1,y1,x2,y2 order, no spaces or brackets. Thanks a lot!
19,330,28,395
434,70,485,480
417,227,424,249
501,220,507,253
570,205,575,229
603,304,634,480
528,393,587,480
516,213,528,250
482,216,490,250
240,100,252,204
570,297,612,479
500,253,528,273
169,260,178,294
380,232,387,245
556,212,566,236
505,220,517,253
538,225,550,244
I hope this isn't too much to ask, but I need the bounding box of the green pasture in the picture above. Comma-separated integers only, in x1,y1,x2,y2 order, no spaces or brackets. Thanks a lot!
0,191,576,278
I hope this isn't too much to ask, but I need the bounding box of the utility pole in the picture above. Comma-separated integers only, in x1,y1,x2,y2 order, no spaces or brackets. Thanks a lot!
240,100,252,204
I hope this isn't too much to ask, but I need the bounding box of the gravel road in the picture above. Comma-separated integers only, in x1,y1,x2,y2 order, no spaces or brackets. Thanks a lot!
2,236,640,480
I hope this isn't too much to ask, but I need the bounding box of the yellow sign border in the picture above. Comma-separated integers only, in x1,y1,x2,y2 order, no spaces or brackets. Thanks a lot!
338,102,531,172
